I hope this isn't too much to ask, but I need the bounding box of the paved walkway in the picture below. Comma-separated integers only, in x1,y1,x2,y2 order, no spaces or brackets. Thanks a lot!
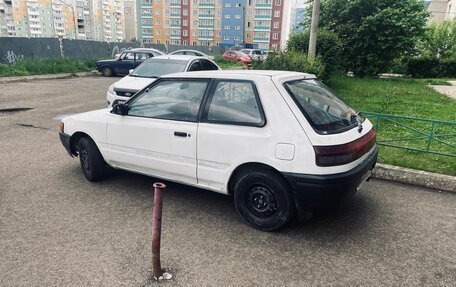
431,80,456,99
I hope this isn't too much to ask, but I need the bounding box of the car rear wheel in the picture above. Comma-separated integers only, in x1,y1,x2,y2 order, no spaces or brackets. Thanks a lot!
101,66,113,77
233,168,295,231
78,137,105,181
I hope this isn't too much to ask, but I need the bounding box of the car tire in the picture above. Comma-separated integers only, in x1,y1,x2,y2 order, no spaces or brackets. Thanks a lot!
78,137,105,181
101,66,113,77
233,168,295,231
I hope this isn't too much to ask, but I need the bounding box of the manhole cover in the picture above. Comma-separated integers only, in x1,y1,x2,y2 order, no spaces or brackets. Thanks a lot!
0,108,33,115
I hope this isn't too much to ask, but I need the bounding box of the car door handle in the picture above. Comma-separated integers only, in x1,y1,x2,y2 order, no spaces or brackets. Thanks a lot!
174,131,188,137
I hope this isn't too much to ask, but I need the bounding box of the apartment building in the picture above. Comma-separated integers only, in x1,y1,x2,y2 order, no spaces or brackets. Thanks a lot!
427,0,456,22
0,0,124,42
136,0,286,51
124,0,136,42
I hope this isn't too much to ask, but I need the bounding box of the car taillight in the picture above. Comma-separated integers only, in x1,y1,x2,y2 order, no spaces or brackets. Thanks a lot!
313,129,376,167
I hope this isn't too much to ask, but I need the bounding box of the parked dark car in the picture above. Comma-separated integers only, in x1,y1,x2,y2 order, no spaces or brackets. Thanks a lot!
96,48,164,77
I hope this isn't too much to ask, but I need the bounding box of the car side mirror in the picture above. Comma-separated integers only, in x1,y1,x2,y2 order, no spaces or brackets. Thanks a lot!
129,69,134,74
111,103,129,116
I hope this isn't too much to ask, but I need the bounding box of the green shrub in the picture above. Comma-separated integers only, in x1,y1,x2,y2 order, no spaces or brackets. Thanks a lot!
406,57,456,78
287,29,344,73
252,51,326,79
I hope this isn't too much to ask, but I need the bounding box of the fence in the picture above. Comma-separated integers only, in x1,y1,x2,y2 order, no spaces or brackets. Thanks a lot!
363,112,456,157
0,37,226,64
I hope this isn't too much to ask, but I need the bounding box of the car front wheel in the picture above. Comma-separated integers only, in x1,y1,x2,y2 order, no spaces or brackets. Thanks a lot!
233,168,295,231
101,66,113,77
78,137,105,181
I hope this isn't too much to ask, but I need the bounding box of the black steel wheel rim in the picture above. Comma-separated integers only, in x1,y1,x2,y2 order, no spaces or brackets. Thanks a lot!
246,185,277,218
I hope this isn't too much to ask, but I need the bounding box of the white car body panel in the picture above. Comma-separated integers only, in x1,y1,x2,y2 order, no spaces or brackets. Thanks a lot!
63,70,376,195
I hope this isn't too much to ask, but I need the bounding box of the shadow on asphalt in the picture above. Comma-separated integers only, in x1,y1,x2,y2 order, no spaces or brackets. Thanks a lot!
67,164,377,239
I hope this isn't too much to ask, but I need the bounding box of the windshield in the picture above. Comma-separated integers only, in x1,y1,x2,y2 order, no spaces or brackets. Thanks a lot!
237,52,249,57
130,59,188,78
284,79,363,134
253,50,262,55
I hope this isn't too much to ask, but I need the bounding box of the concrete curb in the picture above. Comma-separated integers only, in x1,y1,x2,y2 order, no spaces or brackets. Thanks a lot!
0,71,99,84
372,164,455,193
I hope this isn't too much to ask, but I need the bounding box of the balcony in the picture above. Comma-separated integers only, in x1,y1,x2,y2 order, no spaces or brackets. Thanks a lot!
170,35,181,40
141,23,153,28
141,13,153,18
141,3,152,8
198,36,214,41
170,2,181,8
198,14,214,19
254,14,271,20
199,3,214,8
254,26,270,31
255,3,272,9
170,12,181,18
253,36,270,42
198,25,214,30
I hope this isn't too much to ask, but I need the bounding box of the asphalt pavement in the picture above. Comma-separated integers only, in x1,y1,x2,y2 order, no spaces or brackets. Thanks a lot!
1,76,455,286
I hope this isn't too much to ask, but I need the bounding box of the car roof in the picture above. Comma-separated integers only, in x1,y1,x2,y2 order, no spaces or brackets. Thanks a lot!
146,55,212,62
161,70,316,81
126,48,165,54
170,49,208,54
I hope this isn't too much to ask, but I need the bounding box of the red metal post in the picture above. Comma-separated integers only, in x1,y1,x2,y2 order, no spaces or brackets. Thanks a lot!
152,182,166,279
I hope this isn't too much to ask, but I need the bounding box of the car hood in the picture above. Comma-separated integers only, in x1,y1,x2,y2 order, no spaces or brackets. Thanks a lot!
113,75,157,92
96,59,117,64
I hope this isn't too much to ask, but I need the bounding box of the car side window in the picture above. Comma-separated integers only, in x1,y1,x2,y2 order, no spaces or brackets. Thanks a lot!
204,81,265,126
122,52,135,61
128,80,208,122
136,53,149,61
188,61,201,71
201,59,219,70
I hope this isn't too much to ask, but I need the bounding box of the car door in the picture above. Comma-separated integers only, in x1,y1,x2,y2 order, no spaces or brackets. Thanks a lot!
197,80,267,192
200,59,219,70
105,79,210,184
116,52,135,74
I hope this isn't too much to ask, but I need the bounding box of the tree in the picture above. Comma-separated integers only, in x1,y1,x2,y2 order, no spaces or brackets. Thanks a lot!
318,0,428,76
288,28,344,73
416,20,456,59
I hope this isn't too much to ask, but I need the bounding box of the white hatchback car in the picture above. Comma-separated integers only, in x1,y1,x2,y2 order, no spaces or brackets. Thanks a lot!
106,55,220,106
59,70,377,231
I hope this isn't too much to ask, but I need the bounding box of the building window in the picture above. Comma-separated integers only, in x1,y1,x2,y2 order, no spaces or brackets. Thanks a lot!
275,0,281,5
156,29,160,35
224,36,229,40
235,15,241,19
225,14,231,19
225,3,231,7
224,25,230,29
274,11,280,17
246,32,251,39
273,21,279,28
272,32,278,40
234,26,240,30
183,9,188,15
183,19,188,26
183,30,188,36
234,36,240,41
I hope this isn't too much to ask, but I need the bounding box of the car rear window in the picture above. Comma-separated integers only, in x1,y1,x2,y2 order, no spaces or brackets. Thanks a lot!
284,79,361,134
130,59,187,78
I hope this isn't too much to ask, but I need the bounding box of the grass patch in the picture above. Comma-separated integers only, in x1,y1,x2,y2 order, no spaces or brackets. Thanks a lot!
0,58,97,77
326,75,456,175
214,55,245,69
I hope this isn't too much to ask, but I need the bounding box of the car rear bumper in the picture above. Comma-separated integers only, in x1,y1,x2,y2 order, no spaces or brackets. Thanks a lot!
283,146,378,211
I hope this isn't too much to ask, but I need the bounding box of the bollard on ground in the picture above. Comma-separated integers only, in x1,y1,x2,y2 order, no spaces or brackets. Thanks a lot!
151,182,172,281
